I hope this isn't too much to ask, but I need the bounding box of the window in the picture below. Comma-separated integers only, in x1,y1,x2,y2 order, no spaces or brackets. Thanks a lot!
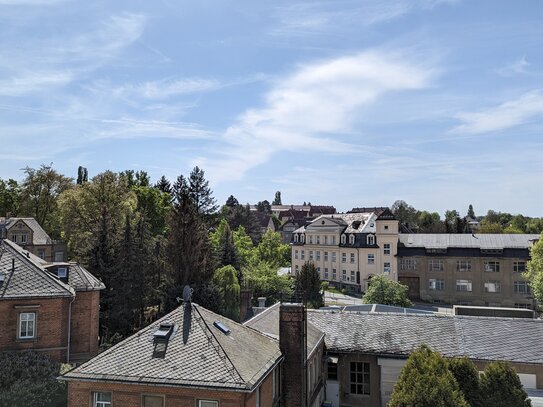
309,235,313,244
428,278,444,291
21,234,28,244
514,281,531,294
294,234,299,243
324,252,329,262
332,252,337,263
332,269,337,280
383,262,391,274
514,262,526,273
316,235,320,244
484,281,501,293
367,254,374,264
316,251,321,261
342,270,347,281
349,234,355,245
456,279,472,292
341,235,346,245
342,253,347,263
309,251,314,261
350,362,370,395
54,251,64,262
10,234,17,243
384,225,389,230
198,401,219,407
57,267,67,278
301,234,305,243
400,259,417,271
273,367,280,400
367,235,375,245
142,395,164,407
295,265,299,273
332,236,336,245
324,268,329,279
92,392,112,407
301,250,305,260
456,261,472,272
351,271,355,281
324,236,328,245
428,260,444,272
484,261,500,273
19,312,36,339
294,250,298,260
328,360,338,380
37,249,45,259
383,243,391,255
350,253,355,263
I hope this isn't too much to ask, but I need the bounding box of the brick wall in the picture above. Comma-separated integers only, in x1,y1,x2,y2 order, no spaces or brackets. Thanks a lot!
70,290,101,360
0,297,71,362
67,369,277,407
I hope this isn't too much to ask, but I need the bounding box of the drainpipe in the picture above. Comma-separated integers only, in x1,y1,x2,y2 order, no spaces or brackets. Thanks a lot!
66,295,75,364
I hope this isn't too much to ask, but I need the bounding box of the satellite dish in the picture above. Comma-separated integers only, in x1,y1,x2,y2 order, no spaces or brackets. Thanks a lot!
182,285,193,303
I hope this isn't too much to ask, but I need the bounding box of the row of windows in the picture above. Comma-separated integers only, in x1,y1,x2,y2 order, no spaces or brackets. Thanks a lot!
401,260,527,273
10,234,28,244
303,263,391,281
294,233,378,246
294,250,378,265
428,279,531,294
92,393,218,407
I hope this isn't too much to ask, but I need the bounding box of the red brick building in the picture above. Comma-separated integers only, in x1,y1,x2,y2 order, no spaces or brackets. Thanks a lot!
0,238,104,363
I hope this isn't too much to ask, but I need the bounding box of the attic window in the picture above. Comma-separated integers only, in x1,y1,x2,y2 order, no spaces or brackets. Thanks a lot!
321,220,325,225
352,221,361,229
349,234,355,245
294,234,299,243
340,235,346,245
213,320,231,335
153,322,174,343
57,267,67,279
367,235,375,245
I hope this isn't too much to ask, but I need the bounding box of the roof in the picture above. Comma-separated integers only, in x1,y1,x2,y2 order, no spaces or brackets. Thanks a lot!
44,262,105,291
63,303,282,391
308,310,543,364
244,303,325,359
0,239,74,299
398,233,540,250
320,304,434,315
1,217,52,245
294,212,377,234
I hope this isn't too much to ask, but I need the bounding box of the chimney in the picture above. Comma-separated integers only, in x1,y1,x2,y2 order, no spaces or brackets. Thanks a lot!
280,303,307,407
239,289,252,322
258,297,266,308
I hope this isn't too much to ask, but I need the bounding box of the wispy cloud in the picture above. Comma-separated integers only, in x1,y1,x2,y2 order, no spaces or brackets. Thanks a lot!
0,71,73,96
452,90,543,134
497,56,530,76
0,0,69,5
199,50,435,182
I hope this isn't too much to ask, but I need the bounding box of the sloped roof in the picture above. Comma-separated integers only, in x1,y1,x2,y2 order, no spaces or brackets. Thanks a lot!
308,310,543,364
398,233,540,250
294,212,376,234
2,217,52,245
244,303,325,359
63,303,282,391
0,239,74,299
67,263,105,291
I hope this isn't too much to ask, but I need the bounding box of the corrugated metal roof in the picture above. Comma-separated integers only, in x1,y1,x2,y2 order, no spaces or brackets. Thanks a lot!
399,234,540,250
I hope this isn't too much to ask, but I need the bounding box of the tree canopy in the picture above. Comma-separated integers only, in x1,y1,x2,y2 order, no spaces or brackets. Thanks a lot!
294,261,323,308
525,234,543,303
362,275,412,307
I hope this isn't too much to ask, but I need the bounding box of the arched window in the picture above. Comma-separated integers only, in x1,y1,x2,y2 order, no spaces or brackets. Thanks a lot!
367,234,375,245
301,234,305,243
349,234,355,245
294,234,299,243
340,234,346,245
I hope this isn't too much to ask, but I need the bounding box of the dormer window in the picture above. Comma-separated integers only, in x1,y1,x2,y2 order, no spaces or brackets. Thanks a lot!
349,234,355,245
309,235,313,244
294,234,299,243
341,234,346,245
301,234,305,243
57,267,67,279
367,235,375,245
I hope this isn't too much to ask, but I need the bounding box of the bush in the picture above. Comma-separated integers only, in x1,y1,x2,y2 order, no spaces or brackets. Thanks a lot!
479,361,531,407
448,357,483,407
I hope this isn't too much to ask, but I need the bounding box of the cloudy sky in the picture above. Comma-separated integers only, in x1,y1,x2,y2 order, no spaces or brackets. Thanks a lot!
1,0,542,216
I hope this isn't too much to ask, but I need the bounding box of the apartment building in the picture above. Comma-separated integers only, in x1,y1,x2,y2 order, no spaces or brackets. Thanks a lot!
291,209,399,293
397,234,540,308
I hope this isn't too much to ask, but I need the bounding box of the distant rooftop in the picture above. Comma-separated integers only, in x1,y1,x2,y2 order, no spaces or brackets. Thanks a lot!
399,233,540,250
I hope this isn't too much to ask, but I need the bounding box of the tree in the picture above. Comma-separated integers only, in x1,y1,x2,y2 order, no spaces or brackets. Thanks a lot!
225,195,239,207
243,259,292,305
479,361,531,407
155,175,172,194
232,225,255,266
0,351,67,407
448,357,483,407
362,275,412,307
294,261,323,308
0,177,20,216
132,185,171,236
221,203,262,244
213,265,241,321
273,191,282,205
388,345,469,407
76,166,88,185
417,211,445,233
391,200,418,226
525,234,543,304
188,166,218,217
210,219,241,271
468,204,475,219
255,229,290,268
256,200,272,214
479,221,504,234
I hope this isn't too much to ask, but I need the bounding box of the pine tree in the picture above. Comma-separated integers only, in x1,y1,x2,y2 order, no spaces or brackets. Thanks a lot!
448,357,483,407
76,166,88,185
294,261,323,308
225,195,239,207
468,204,475,219
273,191,282,205
479,362,531,407
188,166,218,217
155,175,172,194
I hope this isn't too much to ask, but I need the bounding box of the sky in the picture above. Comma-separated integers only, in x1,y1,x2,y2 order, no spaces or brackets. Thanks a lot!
0,0,542,217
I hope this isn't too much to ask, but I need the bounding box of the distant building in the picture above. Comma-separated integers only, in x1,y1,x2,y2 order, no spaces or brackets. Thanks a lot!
0,216,67,262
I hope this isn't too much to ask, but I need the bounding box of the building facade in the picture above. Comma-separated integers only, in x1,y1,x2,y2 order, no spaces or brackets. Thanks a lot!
397,234,539,308
291,209,399,293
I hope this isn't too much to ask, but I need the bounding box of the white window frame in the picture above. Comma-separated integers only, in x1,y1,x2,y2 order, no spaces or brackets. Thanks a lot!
384,262,391,274
324,268,329,279
92,391,112,407
484,261,500,273
342,270,347,281
367,254,375,264
513,261,526,273
19,312,36,339
341,235,346,245
316,235,320,244
21,234,28,244
57,267,67,278
324,251,329,262
428,260,444,272
456,261,472,272
514,281,531,294
316,251,321,261
456,279,472,292
383,243,390,255
428,278,444,291
350,253,355,264
367,235,375,245
332,252,337,263
332,269,337,280
198,401,219,407
400,259,417,271
349,234,355,245
301,250,305,260
342,253,346,263
294,234,299,243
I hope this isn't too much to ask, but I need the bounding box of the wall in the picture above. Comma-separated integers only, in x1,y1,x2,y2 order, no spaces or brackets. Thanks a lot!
70,290,101,360
334,354,381,407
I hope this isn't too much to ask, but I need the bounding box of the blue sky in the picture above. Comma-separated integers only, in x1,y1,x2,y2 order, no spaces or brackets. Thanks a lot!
1,0,542,217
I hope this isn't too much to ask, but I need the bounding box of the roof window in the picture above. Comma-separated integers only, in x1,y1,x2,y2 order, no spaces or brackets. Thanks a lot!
153,322,175,342
214,320,231,335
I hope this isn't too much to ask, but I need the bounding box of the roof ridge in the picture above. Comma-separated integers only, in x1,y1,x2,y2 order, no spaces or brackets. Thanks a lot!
243,302,280,326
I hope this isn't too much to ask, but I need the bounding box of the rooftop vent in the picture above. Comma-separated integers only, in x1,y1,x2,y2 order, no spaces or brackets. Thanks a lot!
153,322,175,343
213,320,231,335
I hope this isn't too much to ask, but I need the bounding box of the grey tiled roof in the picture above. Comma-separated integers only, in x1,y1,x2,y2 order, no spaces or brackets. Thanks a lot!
308,310,543,364
2,217,52,245
0,239,74,299
67,263,105,291
399,233,540,250
63,303,282,391
244,303,325,358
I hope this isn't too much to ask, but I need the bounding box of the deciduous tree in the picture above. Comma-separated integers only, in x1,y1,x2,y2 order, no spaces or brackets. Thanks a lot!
213,265,241,321
525,235,543,304
362,275,412,307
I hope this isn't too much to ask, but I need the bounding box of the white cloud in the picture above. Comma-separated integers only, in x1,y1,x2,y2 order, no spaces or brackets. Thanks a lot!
452,90,543,134
497,56,530,76
0,0,68,4
199,50,435,182
0,71,73,96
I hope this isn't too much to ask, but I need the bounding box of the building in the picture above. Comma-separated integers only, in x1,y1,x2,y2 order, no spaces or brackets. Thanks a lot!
397,233,540,308
0,216,67,262
0,238,104,362
62,299,283,407
291,209,399,293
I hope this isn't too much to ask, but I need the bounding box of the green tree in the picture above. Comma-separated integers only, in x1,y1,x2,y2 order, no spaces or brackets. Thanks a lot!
0,177,20,216
468,204,475,219
132,185,171,236
188,166,218,218
232,225,255,266
448,357,483,407
525,235,543,303
213,265,241,321
362,275,412,307
417,211,445,233
256,200,272,214
243,259,292,305
294,261,323,308
0,351,67,407
391,200,418,226
210,219,241,271
76,166,88,185
273,191,282,205
255,229,290,268
479,361,531,407
154,175,172,194
221,202,262,244
225,195,239,207
479,221,504,234
388,345,469,407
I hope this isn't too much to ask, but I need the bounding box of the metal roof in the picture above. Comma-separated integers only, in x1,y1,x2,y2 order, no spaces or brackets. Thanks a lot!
399,233,540,250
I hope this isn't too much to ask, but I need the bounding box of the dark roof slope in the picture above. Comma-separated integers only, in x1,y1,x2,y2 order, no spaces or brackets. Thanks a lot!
2,217,52,245
63,303,282,391
0,239,74,299
308,310,543,364
68,263,105,291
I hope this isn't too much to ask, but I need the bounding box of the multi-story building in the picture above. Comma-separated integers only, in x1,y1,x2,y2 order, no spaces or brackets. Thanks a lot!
397,234,540,308
291,209,399,293
0,216,67,262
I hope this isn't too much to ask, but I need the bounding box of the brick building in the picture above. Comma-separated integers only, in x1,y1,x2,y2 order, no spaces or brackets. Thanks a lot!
0,238,104,362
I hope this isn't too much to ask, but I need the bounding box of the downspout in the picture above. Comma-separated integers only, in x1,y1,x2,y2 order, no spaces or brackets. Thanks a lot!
67,295,75,364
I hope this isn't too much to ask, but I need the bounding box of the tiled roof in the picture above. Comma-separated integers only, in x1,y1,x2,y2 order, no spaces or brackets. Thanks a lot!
244,303,325,359
399,233,540,250
0,239,74,299
308,310,543,364
45,262,105,291
1,217,52,245
294,212,377,234
63,303,282,391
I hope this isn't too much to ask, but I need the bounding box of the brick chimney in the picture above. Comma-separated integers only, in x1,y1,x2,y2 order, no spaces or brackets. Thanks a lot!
280,303,307,407
239,289,253,322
